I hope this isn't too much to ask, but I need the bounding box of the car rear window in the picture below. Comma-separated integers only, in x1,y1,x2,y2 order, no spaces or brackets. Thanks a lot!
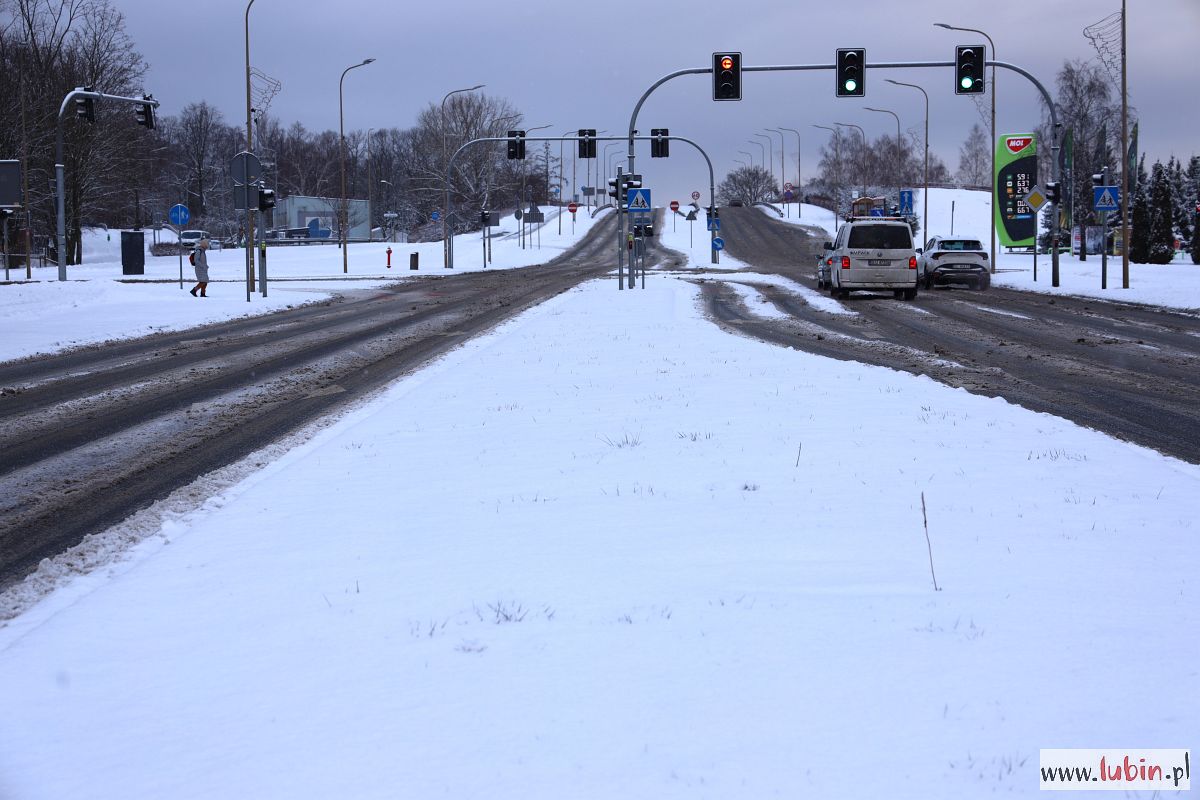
848,225,912,249
940,239,983,251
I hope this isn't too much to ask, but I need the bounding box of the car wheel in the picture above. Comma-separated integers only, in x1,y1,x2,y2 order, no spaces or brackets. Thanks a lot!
978,275,991,290
924,275,933,290
903,287,918,301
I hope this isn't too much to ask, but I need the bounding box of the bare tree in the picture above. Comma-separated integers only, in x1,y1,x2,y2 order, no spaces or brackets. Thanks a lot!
718,166,776,206
957,123,990,186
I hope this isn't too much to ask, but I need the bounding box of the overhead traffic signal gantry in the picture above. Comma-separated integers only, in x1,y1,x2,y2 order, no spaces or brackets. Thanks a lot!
955,45,986,94
712,52,742,101
836,49,865,97
650,128,669,158
507,130,526,160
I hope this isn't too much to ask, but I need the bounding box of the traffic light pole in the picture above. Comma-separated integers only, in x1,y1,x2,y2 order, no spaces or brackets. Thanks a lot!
623,58,1061,285
54,87,160,281
444,135,717,275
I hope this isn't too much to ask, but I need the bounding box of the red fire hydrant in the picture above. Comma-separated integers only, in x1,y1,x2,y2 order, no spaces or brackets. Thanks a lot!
386,247,392,269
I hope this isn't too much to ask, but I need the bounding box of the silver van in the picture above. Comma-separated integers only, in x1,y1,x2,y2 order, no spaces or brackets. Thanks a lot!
826,219,919,300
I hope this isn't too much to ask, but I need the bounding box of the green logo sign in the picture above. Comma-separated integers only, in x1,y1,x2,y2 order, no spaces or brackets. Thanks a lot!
995,133,1038,247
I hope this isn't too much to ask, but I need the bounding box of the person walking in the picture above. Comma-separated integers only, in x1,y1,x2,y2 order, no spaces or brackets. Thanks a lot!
189,237,211,297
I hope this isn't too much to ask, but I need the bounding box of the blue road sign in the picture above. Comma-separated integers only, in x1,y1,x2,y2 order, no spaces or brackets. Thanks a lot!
869,208,884,217
784,190,795,202
626,188,652,213
712,237,725,251
707,217,721,232
431,210,441,222
1093,186,1120,212
899,189,914,216
169,204,190,226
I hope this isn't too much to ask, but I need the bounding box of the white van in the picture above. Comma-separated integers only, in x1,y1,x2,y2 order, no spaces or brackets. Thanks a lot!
826,218,919,300
179,230,209,249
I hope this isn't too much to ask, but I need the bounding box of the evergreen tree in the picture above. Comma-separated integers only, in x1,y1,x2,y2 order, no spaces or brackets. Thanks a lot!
1188,157,1200,265
1168,156,1192,247
1128,157,1151,263
1147,161,1176,264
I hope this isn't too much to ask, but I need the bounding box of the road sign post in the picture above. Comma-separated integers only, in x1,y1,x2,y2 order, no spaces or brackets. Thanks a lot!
169,204,189,289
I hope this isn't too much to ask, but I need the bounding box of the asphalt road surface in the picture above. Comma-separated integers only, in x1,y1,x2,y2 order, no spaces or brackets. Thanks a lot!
691,207,1200,465
0,213,679,588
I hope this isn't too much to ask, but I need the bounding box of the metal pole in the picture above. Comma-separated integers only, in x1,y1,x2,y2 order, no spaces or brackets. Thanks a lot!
342,58,376,274
885,80,929,237
814,124,839,221
367,127,374,242
1120,0,1129,288
441,85,485,268
781,127,802,217
766,128,787,208
864,108,901,208
835,122,866,198
245,0,256,301
754,133,773,190
748,139,766,171
936,23,997,274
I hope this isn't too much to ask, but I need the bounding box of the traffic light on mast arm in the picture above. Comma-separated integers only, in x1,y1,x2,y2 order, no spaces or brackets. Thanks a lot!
578,128,596,159
258,185,276,212
507,130,526,160
135,94,155,129
836,49,864,97
955,45,986,94
1045,181,1061,205
712,52,742,101
650,128,669,158
75,87,96,123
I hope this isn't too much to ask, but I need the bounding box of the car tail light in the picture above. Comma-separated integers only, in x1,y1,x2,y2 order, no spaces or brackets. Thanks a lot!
826,257,832,266
981,252,988,260
909,256,917,269
841,255,850,269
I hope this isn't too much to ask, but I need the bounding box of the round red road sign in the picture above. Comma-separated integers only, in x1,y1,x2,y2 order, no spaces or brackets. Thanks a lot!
568,202,578,213
784,182,794,191
691,191,701,201
670,200,680,212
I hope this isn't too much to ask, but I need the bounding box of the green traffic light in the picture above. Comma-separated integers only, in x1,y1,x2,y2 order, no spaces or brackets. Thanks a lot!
960,76,974,90
844,79,857,93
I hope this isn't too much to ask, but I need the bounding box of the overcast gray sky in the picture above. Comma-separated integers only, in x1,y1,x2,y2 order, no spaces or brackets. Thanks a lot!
123,0,1198,202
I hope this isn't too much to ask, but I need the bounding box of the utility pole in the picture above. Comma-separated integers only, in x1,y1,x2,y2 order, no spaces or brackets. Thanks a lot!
1120,0,1130,288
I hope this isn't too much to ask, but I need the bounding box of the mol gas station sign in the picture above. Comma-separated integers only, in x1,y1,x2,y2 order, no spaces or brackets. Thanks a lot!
995,134,1038,247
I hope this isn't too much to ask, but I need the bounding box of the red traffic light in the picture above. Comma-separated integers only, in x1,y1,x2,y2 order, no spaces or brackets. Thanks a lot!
720,56,733,70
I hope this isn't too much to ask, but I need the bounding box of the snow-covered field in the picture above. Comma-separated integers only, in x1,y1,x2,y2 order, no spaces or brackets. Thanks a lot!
763,188,1200,313
0,207,608,362
1,207,1197,797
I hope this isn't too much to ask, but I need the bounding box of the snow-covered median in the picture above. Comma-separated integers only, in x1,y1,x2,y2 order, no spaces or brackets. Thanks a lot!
1,273,1195,799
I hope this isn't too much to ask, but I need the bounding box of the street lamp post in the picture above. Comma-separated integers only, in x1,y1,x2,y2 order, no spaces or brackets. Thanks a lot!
379,179,393,241
835,122,867,198
864,107,901,210
754,133,774,193
885,79,930,240
780,127,803,203
244,0,258,300
441,84,485,267
339,57,375,274
766,128,787,202
367,127,375,240
814,124,840,225
747,139,766,171
936,22,997,273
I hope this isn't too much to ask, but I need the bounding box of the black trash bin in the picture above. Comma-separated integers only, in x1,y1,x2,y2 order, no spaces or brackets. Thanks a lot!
121,230,145,275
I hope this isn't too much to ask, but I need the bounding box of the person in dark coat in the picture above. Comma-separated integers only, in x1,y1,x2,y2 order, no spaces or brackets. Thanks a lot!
189,238,211,297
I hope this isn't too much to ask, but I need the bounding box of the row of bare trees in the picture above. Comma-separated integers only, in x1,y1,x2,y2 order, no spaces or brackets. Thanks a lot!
1,0,548,263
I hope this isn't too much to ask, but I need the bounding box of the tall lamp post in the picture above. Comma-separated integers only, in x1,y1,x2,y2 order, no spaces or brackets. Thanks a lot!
339,57,375,273
738,150,756,170
753,132,774,192
441,84,485,267
936,22,997,273
885,79,930,240
780,127,803,199
366,127,375,240
864,107,901,210
379,179,393,241
813,124,840,223
747,139,766,171
244,0,258,298
835,122,867,198
766,127,787,196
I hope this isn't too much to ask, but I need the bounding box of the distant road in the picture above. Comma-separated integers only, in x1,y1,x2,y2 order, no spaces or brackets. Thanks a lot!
695,208,1200,464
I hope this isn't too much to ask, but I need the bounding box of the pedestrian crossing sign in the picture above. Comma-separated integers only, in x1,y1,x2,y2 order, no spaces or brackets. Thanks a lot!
626,188,651,213
1093,186,1120,212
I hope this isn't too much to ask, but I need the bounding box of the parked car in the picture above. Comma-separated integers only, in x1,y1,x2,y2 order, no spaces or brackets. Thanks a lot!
179,230,209,249
815,248,832,289
826,218,919,300
918,236,990,290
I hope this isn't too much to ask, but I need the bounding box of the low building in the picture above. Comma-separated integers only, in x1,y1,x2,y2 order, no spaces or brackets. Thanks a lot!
273,195,370,240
